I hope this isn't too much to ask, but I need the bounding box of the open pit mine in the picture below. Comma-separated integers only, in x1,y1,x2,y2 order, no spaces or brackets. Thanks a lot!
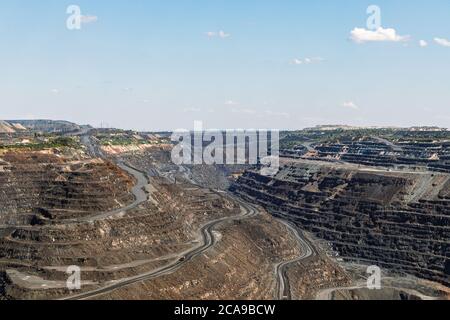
0,121,449,300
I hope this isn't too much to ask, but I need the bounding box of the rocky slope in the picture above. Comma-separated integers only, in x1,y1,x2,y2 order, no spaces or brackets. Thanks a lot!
4,120,83,133
0,121,26,133
231,158,450,286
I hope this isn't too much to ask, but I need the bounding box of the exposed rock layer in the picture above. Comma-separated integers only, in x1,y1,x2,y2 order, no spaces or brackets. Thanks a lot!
231,159,450,286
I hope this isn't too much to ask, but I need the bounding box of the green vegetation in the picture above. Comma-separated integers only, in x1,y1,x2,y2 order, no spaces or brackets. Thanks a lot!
98,136,148,146
0,136,81,151
95,131,152,146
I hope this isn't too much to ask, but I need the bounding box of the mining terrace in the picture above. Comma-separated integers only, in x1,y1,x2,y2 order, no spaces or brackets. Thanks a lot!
0,124,449,300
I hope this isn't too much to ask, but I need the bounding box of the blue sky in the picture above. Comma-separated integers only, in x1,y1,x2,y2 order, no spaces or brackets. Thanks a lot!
1,0,449,130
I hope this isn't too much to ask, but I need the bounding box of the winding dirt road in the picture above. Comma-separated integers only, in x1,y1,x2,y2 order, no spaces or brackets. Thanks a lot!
274,219,315,300
315,282,439,300
59,134,260,300
61,196,259,300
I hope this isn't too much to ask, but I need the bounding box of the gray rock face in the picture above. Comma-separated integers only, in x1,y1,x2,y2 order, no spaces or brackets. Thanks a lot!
0,121,16,133
5,120,82,133
231,161,450,286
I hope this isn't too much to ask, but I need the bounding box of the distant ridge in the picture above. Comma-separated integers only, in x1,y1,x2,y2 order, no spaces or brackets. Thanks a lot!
304,125,448,132
4,120,84,133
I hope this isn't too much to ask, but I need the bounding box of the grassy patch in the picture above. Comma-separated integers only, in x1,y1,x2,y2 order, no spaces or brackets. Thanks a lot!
0,137,81,151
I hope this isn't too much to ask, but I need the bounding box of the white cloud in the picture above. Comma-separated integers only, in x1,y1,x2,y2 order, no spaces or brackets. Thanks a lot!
342,101,360,110
218,30,231,38
51,89,60,95
80,15,98,24
434,37,450,47
224,100,238,106
205,30,231,39
291,57,323,65
350,27,409,43
419,40,428,47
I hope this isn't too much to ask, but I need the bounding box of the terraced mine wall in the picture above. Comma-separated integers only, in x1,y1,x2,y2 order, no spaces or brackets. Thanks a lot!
314,140,450,173
0,149,245,299
231,160,450,286
0,152,134,223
